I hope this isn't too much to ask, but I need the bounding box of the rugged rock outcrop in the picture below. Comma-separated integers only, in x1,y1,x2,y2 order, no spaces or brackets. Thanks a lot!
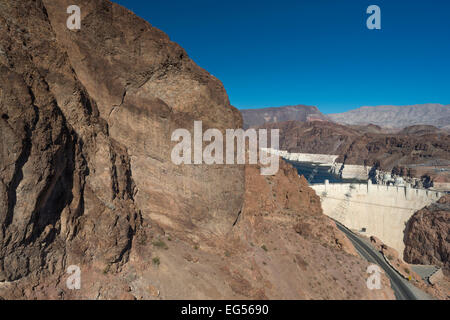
0,0,140,285
0,0,394,299
404,196,450,275
241,105,329,129
329,104,450,129
41,0,245,238
0,0,241,294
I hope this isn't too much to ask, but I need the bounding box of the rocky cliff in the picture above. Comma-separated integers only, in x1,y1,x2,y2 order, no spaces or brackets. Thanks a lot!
0,0,394,299
404,196,450,275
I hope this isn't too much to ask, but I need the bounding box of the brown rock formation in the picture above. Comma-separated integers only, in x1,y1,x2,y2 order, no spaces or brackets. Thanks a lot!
0,0,394,300
42,0,244,238
0,0,140,285
404,195,450,275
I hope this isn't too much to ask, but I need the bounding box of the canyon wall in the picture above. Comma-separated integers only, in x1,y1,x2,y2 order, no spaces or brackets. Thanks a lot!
404,195,450,275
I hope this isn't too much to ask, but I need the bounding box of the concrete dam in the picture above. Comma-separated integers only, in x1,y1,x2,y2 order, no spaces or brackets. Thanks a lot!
312,181,445,255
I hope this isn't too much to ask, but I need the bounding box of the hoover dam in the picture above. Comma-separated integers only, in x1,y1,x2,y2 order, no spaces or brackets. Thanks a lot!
312,181,445,255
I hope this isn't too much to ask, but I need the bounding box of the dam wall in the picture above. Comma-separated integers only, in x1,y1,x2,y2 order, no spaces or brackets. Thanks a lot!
312,181,445,255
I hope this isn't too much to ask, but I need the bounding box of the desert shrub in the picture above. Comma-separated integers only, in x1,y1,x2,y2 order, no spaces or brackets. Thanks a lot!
152,239,168,250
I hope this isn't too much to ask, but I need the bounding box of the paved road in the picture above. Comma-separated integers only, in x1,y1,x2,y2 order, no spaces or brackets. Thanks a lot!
334,220,419,300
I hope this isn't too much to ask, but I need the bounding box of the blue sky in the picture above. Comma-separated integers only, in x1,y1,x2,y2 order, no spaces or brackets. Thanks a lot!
115,0,450,114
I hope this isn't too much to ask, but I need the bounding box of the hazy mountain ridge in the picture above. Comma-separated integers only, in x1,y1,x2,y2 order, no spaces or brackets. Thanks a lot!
328,104,450,129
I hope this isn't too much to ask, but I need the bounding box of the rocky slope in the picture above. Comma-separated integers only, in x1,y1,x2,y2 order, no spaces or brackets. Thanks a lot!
259,120,450,179
241,105,329,129
370,235,449,300
328,104,450,129
404,196,450,275
0,0,394,299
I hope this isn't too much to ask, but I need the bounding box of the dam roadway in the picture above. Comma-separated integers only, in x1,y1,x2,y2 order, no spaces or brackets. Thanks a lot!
334,220,432,300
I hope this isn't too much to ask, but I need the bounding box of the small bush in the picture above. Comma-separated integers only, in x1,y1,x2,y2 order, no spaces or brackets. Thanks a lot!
152,239,168,250
152,257,160,266
261,244,268,252
103,265,110,274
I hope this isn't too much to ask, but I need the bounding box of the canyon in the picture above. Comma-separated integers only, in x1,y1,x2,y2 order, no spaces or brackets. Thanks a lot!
246,107,449,299
0,0,397,300
258,120,450,188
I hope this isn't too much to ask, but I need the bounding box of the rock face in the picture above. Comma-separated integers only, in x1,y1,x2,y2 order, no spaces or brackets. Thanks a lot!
0,0,241,292
404,196,450,275
241,105,329,129
259,120,450,179
0,0,140,284
328,104,450,129
41,0,245,238
0,0,394,300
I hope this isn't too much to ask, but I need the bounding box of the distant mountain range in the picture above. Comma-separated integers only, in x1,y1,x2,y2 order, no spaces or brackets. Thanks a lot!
328,104,450,129
242,103,450,129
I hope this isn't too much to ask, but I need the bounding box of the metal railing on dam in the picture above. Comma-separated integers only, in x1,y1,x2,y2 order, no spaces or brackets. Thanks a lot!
311,180,445,257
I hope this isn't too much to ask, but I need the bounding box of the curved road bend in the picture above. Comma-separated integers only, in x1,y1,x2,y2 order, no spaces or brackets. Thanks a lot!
334,220,418,300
